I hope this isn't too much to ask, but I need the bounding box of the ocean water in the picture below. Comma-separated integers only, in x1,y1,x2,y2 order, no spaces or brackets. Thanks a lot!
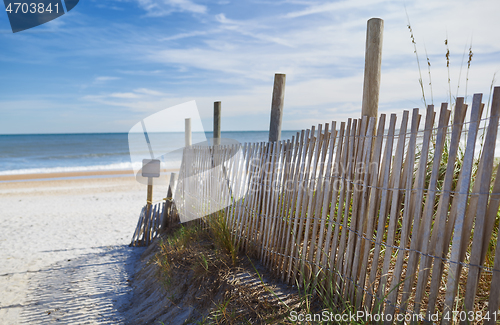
0,131,299,175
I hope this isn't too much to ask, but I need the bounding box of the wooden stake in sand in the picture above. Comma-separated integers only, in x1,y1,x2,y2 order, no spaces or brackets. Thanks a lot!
361,18,384,119
214,101,221,146
269,73,286,142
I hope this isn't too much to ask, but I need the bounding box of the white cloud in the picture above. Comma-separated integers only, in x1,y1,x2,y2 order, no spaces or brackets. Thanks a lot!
110,92,141,99
135,0,207,16
87,88,168,103
283,0,386,19
134,88,166,96
94,76,120,82
161,30,210,41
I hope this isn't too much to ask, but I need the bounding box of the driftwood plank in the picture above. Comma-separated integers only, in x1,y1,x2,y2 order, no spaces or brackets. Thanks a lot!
343,116,368,299
248,143,264,247
344,117,369,299
320,122,345,273
385,108,421,321
270,139,293,273
378,111,409,292
202,145,211,224
283,134,304,282
485,167,500,325
326,121,349,291
440,102,473,258
260,141,277,260
313,122,338,281
442,93,483,325
341,117,365,298
249,143,266,248
290,127,317,285
348,116,376,300
145,205,151,244
231,143,244,237
454,103,487,272
355,114,386,308
464,87,500,314
286,129,312,284
299,125,324,285
425,98,468,317
265,141,280,261
239,143,255,247
243,143,259,249
334,119,357,294
152,204,158,239
277,135,301,277
271,140,288,266
282,131,306,282
233,143,249,244
364,113,397,311
249,143,264,247
257,143,272,256
222,145,232,221
263,141,284,266
156,203,161,237
308,123,332,277
376,111,409,306
226,144,240,238
399,106,435,313
272,140,296,272
411,104,450,318
130,206,146,246
153,204,158,238
246,143,263,249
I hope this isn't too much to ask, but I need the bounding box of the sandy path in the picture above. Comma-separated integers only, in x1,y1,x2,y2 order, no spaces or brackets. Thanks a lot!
0,176,168,324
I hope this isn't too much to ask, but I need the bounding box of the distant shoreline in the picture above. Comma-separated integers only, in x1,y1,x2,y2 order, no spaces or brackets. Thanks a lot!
0,169,179,182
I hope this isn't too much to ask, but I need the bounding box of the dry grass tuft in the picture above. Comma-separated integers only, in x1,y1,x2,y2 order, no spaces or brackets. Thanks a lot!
154,222,299,324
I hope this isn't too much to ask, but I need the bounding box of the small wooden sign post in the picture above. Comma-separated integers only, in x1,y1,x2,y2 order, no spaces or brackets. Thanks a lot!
130,159,161,247
142,158,161,214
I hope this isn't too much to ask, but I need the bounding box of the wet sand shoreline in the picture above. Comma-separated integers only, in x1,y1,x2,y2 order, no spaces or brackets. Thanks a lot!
0,168,179,182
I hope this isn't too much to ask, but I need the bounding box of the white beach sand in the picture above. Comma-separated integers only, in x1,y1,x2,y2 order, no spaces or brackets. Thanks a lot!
0,175,169,324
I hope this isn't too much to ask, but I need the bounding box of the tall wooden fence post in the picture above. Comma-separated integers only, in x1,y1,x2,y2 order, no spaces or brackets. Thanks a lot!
361,18,384,118
214,101,221,146
269,73,286,142
185,118,192,147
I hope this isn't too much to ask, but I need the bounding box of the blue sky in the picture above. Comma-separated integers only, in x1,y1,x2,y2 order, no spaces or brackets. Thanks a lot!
1,0,500,134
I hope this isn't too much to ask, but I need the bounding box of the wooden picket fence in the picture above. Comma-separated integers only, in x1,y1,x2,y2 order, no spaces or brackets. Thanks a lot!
129,204,162,246
130,174,179,247
173,88,500,323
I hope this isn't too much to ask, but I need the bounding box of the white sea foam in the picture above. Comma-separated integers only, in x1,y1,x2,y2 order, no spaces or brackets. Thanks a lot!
0,161,182,176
